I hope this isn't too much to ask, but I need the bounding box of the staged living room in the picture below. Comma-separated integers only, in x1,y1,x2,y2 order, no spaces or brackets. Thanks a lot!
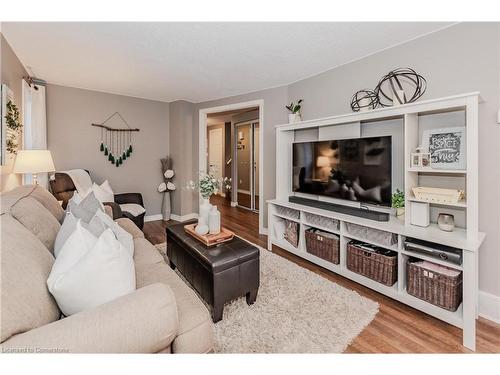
1,19,500,360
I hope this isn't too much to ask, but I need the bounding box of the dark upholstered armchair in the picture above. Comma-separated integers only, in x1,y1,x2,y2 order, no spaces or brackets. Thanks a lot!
49,171,146,229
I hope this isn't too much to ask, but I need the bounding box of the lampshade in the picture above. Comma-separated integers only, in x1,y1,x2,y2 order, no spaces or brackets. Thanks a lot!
316,156,330,168
13,150,55,174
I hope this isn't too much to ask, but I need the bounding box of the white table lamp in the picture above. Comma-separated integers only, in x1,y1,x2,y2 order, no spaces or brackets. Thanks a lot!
13,150,55,185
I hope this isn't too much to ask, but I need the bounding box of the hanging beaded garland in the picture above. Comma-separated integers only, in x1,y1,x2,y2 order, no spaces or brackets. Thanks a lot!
92,112,139,167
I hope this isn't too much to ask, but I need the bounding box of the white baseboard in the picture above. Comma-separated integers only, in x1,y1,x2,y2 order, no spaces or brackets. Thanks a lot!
170,213,198,222
230,201,238,207
144,214,162,222
479,290,500,324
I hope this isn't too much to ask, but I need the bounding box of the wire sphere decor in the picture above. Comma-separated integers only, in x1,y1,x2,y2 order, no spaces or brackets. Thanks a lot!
350,89,379,112
374,68,427,107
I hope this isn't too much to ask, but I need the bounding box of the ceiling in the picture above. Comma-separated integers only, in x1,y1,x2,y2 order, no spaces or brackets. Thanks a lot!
2,22,453,103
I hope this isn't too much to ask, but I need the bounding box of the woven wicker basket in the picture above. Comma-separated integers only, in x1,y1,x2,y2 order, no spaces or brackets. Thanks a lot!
305,230,340,264
347,242,398,286
406,260,462,311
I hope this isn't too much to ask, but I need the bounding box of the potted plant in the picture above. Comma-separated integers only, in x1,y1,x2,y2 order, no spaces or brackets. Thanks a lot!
392,189,405,220
286,99,303,123
187,168,231,234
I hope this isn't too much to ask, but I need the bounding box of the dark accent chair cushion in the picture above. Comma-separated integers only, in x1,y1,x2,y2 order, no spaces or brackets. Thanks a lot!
49,171,146,229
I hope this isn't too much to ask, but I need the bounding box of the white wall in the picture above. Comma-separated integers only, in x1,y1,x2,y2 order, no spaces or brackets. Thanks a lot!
169,100,196,216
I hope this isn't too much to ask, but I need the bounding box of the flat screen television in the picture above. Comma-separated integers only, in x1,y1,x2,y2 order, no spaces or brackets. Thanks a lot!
292,136,392,206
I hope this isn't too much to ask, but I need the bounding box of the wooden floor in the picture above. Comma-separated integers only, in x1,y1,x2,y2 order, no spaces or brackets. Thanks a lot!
143,195,500,353
236,192,259,210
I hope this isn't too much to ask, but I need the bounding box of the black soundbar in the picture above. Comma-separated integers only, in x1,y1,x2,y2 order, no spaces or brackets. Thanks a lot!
289,196,390,222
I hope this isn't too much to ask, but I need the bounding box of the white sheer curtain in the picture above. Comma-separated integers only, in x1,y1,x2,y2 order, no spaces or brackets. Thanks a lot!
22,80,48,187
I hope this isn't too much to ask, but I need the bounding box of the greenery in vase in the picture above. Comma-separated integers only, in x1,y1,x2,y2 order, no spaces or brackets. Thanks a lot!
285,99,303,114
187,168,231,200
391,189,405,209
4,100,23,155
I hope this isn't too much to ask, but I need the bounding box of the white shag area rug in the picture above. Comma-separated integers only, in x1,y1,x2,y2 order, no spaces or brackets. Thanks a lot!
155,242,378,353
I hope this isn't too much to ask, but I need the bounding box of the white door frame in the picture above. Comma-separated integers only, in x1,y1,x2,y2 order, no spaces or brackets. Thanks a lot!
199,99,265,235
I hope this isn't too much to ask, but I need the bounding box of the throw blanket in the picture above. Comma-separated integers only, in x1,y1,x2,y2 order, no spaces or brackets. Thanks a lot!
62,169,93,195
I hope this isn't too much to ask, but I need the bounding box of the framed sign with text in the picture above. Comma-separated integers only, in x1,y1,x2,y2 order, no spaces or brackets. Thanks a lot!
422,127,466,170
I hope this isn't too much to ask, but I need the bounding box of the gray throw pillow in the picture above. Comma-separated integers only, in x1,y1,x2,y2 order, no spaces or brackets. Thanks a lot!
67,192,103,223
87,214,108,237
54,212,78,257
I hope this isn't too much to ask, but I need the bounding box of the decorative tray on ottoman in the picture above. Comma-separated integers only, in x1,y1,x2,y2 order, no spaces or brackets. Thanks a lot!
184,224,235,246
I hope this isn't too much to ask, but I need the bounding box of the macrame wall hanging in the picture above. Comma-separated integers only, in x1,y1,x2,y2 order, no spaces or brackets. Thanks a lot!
91,112,140,167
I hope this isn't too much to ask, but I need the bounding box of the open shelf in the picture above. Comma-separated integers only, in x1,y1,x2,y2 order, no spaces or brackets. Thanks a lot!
272,212,300,223
407,167,467,174
302,221,340,235
400,249,463,271
342,233,399,252
272,237,302,254
270,199,482,251
407,196,467,208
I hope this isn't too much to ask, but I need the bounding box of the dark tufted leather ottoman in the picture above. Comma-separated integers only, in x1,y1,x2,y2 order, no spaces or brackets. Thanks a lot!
166,223,260,322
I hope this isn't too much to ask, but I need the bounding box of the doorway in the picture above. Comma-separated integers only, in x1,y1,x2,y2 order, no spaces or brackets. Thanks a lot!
235,121,259,212
208,127,224,181
199,99,265,235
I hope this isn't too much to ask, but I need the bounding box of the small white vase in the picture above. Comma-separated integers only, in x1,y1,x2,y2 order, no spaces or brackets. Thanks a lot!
195,217,209,235
208,205,221,235
199,197,211,223
289,113,301,123
161,191,171,221
396,207,405,221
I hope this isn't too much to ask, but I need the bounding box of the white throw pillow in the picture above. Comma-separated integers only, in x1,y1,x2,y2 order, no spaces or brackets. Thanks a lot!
47,226,135,316
119,203,146,217
92,181,114,203
50,221,98,274
101,179,114,194
92,210,134,257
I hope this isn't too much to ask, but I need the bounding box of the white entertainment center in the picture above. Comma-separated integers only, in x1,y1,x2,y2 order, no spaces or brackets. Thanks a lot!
267,92,485,351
